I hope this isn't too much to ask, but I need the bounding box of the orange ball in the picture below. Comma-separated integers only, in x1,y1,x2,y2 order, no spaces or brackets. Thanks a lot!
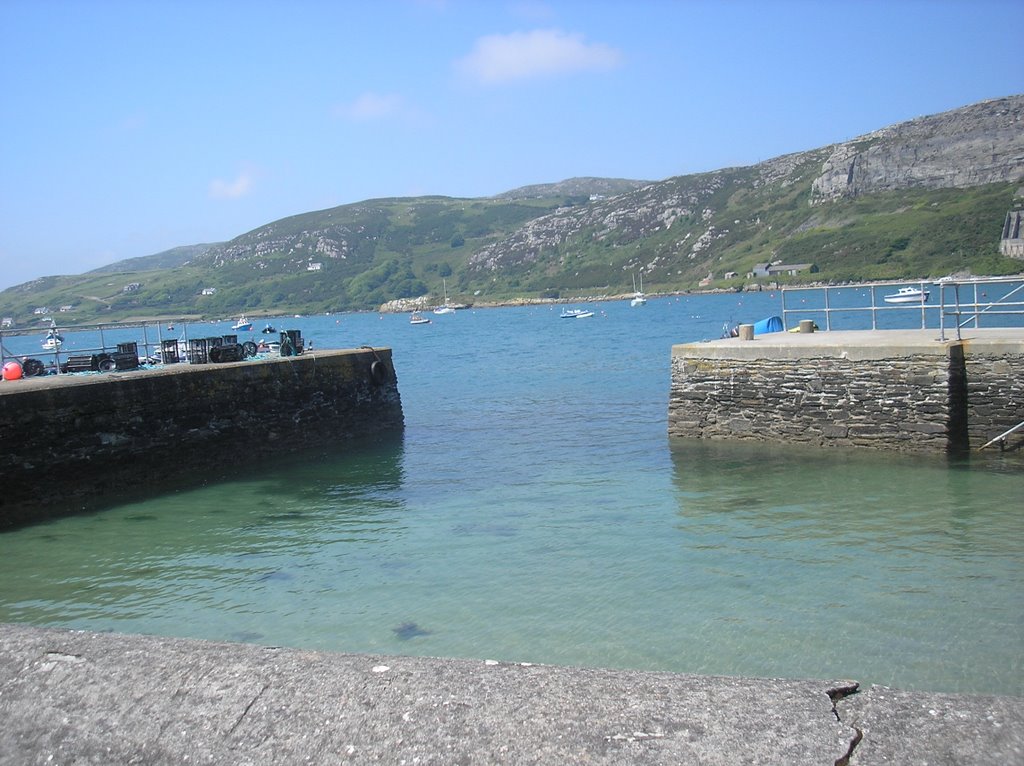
2,361,23,380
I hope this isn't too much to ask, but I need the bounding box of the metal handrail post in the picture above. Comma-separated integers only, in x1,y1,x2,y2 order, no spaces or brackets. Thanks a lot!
919,280,927,329
937,282,947,341
824,285,832,331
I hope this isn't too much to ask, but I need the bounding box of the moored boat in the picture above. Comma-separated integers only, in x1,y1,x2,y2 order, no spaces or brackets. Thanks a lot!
630,273,647,306
560,308,595,319
232,316,253,331
433,278,457,314
883,286,930,304
41,327,64,350
410,311,431,325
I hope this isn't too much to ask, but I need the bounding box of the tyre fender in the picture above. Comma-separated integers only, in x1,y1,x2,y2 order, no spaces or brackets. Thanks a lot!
370,359,389,385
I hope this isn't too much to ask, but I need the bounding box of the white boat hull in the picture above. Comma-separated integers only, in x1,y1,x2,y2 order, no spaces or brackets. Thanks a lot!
883,288,929,304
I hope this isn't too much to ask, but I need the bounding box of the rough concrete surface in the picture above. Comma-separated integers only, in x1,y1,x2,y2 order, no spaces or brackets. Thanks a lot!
0,624,1020,765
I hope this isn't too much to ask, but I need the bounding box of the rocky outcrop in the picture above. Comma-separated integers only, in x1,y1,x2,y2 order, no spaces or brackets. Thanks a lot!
811,95,1024,201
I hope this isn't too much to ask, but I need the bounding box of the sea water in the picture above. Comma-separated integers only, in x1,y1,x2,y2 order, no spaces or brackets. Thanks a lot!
1,291,1021,695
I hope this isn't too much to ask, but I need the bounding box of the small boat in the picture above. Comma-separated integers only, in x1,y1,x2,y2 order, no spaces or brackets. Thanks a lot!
410,311,431,325
883,286,930,304
232,316,253,331
560,308,595,319
261,323,276,334
433,278,456,314
630,273,647,306
41,327,64,350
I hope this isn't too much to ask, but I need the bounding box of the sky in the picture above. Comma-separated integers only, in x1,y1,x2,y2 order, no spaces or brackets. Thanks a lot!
1,0,1022,291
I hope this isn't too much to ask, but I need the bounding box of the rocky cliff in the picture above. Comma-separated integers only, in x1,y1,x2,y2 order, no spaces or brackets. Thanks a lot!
811,95,1024,201
467,95,1024,282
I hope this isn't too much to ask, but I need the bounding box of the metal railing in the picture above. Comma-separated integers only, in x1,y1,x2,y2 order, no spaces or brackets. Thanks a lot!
779,276,1024,338
934,277,1024,340
0,318,203,373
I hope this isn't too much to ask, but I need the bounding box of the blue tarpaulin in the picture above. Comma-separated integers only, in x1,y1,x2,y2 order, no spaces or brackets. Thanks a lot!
752,316,784,334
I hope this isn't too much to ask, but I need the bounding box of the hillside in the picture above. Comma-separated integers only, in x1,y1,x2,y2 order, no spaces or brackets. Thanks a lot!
86,243,222,275
2,95,1022,325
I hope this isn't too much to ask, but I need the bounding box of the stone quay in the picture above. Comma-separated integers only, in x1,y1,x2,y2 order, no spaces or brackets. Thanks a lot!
670,327,1024,454
0,348,403,529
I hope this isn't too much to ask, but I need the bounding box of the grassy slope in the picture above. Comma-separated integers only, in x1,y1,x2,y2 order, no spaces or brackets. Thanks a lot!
2,182,1020,326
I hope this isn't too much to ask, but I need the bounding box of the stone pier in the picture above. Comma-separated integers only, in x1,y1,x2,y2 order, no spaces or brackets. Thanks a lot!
0,348,403,529
669,328,1024,454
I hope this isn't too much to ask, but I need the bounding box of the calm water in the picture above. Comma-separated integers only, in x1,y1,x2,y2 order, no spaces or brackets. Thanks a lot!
2,292,1022,695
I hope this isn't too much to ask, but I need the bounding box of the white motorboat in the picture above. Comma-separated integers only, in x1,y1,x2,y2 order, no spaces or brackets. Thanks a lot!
41,328,64,350
630,273,647,306
560,308,595,319
232,316,253,331
410,311,431,325
883,286,930,304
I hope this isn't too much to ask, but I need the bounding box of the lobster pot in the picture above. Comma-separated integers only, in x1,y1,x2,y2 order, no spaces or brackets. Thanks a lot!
160,339,180,364
188,338,209,364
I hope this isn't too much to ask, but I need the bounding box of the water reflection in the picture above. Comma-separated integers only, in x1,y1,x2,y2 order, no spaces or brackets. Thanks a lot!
0,436,408,631
668,437,1024,694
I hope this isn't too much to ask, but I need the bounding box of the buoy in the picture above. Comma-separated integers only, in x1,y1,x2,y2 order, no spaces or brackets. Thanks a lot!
2,361,23,380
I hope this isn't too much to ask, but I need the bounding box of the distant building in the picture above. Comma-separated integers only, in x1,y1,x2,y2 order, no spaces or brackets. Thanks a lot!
1000,210,1024,259
724,271,738,279
698,273,713,287
33,307,49,315
1,317,12,328
122,282,141,293
201,287,217,296
59,305,74,312
749,262,817,278
307,262,322,271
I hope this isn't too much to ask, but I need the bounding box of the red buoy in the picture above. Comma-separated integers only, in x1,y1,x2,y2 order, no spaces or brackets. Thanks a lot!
2,361,23,380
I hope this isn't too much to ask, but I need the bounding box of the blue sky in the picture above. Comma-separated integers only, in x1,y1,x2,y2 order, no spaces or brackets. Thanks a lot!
1,0,1021,291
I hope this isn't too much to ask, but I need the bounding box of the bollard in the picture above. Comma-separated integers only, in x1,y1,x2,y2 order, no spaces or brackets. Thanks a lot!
799,319,815,333
738,324,754,340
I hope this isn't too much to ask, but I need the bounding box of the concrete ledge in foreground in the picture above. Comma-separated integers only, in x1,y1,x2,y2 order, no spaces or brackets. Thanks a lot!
1,625,1021,764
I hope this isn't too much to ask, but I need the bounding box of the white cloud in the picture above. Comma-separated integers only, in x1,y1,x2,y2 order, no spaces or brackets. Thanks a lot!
334,92,406,121
455,28,622,85
209,169,255,200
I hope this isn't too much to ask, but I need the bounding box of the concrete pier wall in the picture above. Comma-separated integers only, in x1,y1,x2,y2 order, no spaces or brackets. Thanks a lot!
0,348,402,529
2,624,1020,765
669,329,1024,454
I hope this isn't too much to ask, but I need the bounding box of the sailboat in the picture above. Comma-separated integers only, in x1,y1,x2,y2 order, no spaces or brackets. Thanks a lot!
433,278,456,315
630,273,647,306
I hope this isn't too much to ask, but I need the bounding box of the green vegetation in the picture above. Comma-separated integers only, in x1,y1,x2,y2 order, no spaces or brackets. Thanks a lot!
2,176,1020,326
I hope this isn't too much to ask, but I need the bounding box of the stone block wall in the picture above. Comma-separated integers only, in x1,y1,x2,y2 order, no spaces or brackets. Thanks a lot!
669,332,1024,455
0,348,402,529
669,353,956,452
963,346,1024,448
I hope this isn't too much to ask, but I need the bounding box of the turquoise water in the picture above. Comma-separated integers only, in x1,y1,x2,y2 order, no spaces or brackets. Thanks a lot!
1,293,1022,695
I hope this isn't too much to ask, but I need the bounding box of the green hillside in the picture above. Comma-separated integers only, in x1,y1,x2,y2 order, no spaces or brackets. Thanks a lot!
3,95,1023,327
